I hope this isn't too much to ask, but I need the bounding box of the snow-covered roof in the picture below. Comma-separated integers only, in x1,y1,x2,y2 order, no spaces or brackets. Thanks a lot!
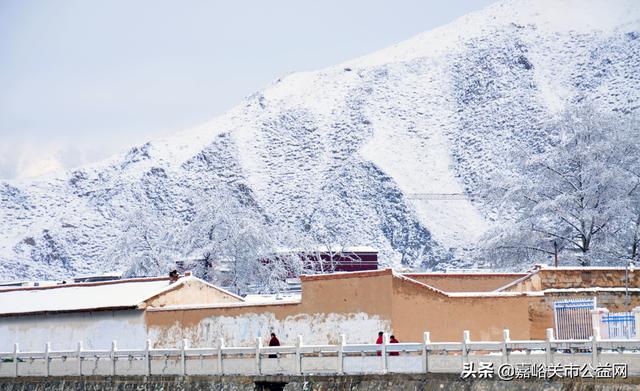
146,294,302,312
0,276,203,316
244,293,301,304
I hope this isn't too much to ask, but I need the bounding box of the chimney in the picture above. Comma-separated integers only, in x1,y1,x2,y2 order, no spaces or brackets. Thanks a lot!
184,271,192,277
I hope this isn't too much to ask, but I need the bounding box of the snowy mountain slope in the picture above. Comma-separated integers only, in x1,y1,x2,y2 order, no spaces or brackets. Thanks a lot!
1,0,639,279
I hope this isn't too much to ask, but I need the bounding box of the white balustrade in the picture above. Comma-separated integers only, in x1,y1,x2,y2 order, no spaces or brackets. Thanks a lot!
1,330,639,378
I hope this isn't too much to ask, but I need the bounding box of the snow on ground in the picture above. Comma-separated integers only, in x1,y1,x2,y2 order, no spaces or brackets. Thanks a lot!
1,0,639,278
359,71,487,248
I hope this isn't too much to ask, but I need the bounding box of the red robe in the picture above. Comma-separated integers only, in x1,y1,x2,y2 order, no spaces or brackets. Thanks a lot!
269,336,280,346
389,337,399,356
268,336,280,358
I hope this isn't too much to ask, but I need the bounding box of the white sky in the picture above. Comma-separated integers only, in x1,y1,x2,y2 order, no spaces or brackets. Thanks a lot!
0,0,495,179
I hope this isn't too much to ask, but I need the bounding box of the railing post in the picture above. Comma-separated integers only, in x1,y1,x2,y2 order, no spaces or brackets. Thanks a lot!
633,307,640,338
338,334,346,374
110,340,117,376
77,341,83,376
296,335,303,375
422,331,430,373
13,343,19,377
44,342,51,377
145,339,151,376
591,308,608,339
501,329,510,364
591,327,600,368
181,339,188,376
545,328,554,365
462,330,470,363
217,338,225,375
382,333,389,374
255,337,262,375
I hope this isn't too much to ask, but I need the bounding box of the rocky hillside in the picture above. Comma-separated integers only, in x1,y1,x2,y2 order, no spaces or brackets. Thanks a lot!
1,0,639,279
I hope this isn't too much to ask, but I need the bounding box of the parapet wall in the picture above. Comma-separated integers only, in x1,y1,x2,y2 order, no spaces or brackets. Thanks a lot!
402,273,526,292
538,268,639,290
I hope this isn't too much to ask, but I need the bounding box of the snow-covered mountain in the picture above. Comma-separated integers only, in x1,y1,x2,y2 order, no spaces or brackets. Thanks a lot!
1,0,639,279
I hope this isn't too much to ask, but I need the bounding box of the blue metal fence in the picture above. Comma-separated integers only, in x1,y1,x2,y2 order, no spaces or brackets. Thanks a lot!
603,312,636,339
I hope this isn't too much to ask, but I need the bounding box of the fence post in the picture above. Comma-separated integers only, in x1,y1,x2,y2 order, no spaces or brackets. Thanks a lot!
422,331,430,373
462,330,470,363
591,308,608,339
44,342,51,377
501,329,510,364
545,328,553,365
296,335,303,375
338,334,346,375
255,337,262,375
110,340,117,376
217,338,224,375
591,327,600,368
181,339,188,376
13,343,19,377
382,333,389,374
77,341,83,376
145,339,151,376
633,307,640,338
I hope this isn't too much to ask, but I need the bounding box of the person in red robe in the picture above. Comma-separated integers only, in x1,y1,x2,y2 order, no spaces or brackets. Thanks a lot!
268,333,280,358
376,331,383,356
389,335,400,356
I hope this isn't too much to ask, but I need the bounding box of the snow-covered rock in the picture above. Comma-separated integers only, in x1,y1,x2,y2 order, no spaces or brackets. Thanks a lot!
1,0,639,279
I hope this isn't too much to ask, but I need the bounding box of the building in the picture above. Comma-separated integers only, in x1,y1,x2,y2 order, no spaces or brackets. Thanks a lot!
0,272,241,351
1,266,639,352
273,246,379,274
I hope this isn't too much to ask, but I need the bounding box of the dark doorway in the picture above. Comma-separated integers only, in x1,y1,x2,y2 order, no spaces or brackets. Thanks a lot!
255,381,288,391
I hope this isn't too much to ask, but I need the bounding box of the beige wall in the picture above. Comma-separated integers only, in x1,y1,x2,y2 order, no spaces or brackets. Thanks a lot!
527,291,640,339
144,271,535,345
390,276,533,342
143,279,241,308
142,269,640,346
500,273,542,292
538,269,640,289
144,271,394,347
403,273,525,292
499,268,638,293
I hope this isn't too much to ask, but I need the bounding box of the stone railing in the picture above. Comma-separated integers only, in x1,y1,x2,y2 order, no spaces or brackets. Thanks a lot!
1,329,639,378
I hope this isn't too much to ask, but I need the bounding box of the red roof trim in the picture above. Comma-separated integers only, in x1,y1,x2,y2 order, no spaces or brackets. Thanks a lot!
0,276,170,293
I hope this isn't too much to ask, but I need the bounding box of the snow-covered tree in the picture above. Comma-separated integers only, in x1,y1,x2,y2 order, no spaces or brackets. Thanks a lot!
108,183,335,294
613,118,640,263
108,208,185,277
184,198,280,294
481,105,639,267
296,186,364,272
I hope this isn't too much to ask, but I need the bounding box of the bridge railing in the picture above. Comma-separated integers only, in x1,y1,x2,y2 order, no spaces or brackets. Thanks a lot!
1,329,639,377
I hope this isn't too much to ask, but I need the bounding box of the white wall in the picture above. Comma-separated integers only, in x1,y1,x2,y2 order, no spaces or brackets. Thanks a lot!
0,310,147,351
1,310,389,352
147,312,391,348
